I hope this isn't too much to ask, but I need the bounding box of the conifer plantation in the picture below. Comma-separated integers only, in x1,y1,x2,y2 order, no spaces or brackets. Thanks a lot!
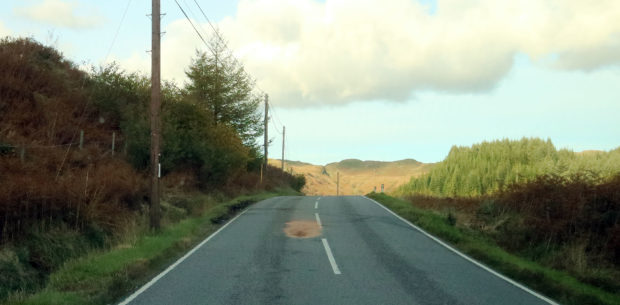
398,138,620,197
392,138,620,304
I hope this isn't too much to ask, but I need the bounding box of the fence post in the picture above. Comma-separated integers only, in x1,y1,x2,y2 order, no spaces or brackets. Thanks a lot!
111,132,116,156
79,130,84,150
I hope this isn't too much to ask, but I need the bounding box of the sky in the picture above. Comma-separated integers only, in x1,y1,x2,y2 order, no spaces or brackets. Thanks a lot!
1,0,619,165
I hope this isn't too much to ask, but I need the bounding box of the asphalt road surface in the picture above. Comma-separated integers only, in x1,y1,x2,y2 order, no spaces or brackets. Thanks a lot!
119,196,556,305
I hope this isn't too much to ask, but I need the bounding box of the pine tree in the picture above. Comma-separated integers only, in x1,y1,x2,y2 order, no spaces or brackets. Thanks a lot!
397,138,620,197
185,34,263,148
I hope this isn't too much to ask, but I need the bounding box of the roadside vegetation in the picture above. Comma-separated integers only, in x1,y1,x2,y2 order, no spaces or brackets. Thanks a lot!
5,190,298,305
397,138,620,197
383,139,620,305
0,36,305,304
369,190,620,305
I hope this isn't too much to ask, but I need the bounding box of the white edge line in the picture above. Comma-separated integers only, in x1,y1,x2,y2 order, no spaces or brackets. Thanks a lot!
315,201,319,209
321,238,341,275
317,197,321,201
315,212,322,227
118,208,250,305
363,196,559,305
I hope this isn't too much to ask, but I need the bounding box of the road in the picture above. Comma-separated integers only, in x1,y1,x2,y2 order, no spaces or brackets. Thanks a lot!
119,196,555,305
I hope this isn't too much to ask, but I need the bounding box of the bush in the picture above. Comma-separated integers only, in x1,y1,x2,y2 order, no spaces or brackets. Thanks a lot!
498,174,620,266
0,248,39,299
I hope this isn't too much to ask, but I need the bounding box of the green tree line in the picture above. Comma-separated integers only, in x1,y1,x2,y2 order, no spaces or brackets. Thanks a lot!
0,36,305,300
0,36,305,250
398,138,620,197
89,36,266,187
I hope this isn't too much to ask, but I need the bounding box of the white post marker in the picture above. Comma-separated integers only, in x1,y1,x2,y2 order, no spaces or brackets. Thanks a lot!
315,212,322,227
322,238,341,275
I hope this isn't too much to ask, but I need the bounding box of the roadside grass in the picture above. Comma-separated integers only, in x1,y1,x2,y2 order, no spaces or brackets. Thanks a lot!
4,189,299,305
367,192,620,305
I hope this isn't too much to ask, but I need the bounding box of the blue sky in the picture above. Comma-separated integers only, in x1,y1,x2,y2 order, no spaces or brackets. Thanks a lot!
1,0,619,164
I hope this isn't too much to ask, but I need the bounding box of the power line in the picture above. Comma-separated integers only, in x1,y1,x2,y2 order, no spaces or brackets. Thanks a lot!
185,2,281,147
271,117,282,135
191,0,266,95
192,0,238,66
269,103,284,129
181,0,212,43
104,0,133,64
267,104,283,135
173,0,216,56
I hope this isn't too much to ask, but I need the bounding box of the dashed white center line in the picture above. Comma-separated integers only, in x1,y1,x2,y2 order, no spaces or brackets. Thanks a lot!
322,238,341,275
314,197,339,275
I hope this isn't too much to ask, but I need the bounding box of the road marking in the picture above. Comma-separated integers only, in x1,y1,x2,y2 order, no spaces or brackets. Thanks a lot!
315,212,322,227
321,238,341,275
317,197,321,201
363,196,559,305
315,201,319,209
118,208,251,305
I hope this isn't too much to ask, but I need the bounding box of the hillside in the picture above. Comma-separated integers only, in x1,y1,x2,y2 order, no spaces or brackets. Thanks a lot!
388,139,620,303
269,158,433,195
398,138,620,197
0,37,302,301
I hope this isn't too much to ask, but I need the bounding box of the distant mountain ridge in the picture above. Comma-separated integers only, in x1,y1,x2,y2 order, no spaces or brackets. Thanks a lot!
268,158,433,196
326,158,423,175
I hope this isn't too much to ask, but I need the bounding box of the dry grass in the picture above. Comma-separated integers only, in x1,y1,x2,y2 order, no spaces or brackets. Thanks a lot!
398,173,620,298
270,158,433,196
0,38,148,244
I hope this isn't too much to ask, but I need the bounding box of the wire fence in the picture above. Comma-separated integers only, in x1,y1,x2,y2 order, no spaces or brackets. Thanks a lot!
1,130,127,163
0,129,133,243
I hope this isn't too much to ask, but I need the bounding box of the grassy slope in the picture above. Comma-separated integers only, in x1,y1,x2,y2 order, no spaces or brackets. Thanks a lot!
367,192,620,305
5,189,299,305
270,158,433,196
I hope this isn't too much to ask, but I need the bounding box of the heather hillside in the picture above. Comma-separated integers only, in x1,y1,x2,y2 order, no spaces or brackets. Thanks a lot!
0,37,303,300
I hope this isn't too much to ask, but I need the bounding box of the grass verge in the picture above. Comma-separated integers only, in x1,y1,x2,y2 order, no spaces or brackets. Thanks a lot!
4,189,299,305
367,192,620,305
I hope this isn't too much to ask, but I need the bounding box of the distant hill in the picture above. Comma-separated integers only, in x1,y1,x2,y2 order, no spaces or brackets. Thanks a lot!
397,138,620,197
269,158,433,196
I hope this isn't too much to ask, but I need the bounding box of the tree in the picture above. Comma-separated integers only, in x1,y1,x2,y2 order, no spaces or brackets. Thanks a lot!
185,34,263,148
397,138,620,197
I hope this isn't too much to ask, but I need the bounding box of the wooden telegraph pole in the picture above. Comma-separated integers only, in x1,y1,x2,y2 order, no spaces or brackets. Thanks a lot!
149,0,161,230
337,172,340,196
264,94,269,174
281,126,285,171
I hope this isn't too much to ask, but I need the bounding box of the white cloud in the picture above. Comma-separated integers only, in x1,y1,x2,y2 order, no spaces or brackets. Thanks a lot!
0,21,11,37
119,0,620,107
105,51,150,76
16,0,103,29
109,19,208,83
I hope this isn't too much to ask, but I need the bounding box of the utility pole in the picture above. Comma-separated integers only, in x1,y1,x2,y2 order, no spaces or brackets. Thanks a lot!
149,0,161,230
281,126,285,171
214,46,219,124
337,172,340,196
263,94,269,174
